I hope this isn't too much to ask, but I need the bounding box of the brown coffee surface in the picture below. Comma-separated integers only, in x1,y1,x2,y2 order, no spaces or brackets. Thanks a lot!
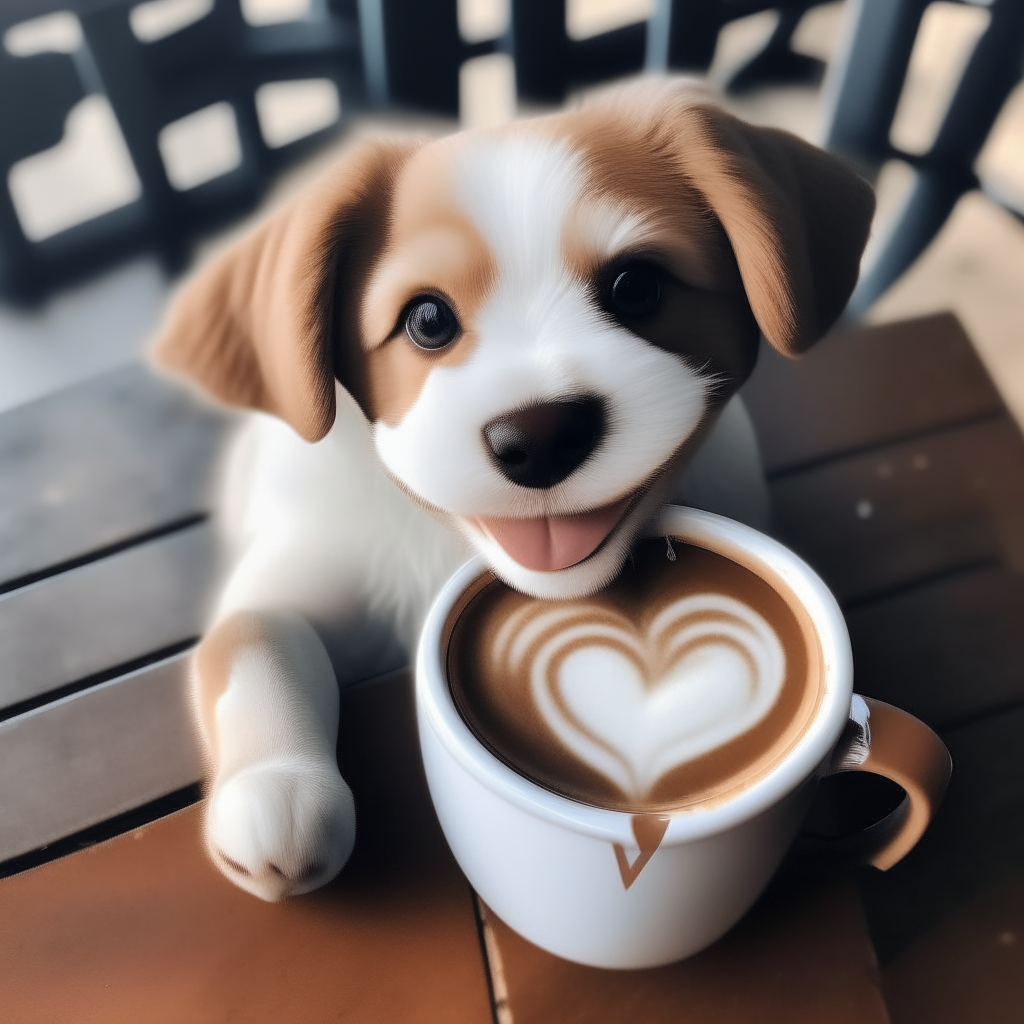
446,538,823,813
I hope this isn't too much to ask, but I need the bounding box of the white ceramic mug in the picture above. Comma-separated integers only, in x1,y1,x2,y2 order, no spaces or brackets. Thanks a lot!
416,506,951,969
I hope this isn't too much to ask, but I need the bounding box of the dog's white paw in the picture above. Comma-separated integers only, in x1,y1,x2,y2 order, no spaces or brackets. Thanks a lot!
206,758,356,901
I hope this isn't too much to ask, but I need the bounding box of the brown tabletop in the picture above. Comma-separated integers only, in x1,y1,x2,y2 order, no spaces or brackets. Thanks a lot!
0,672,493,1024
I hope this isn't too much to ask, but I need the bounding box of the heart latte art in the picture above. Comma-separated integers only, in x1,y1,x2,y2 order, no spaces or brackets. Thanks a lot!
448,540,822,813
492,596,785,800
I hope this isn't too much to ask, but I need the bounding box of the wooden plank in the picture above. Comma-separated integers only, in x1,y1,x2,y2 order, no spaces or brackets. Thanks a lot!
484,872,889,1024
0,671,494,1024
0,362,229,588
883,869,1024,1024
742,313,1004,475
770,417,1024,603
845,565,1024,730
0,652,202,862
0,523,215,714
860,704,1024,965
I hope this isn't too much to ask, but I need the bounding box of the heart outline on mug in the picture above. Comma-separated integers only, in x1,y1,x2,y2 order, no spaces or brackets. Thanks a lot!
613,813,673,890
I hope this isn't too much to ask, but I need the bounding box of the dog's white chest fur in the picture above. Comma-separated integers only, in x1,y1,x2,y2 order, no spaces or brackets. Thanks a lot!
216,387,471,685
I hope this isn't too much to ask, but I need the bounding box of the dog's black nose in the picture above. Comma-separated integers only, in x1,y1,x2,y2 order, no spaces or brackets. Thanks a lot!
483,397,605,489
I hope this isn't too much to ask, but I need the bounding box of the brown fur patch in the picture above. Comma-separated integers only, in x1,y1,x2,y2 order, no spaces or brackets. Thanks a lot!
540,116,743,294
357,138,498,426
193,611,273,756
528,110,760,387
152,137,420,440
534,81,875,356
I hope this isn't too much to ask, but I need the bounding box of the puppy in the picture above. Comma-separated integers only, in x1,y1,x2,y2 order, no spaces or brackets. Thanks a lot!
153,79,873,901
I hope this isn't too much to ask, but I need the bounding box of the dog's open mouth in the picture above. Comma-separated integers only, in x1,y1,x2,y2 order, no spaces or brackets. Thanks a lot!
468,496,633,572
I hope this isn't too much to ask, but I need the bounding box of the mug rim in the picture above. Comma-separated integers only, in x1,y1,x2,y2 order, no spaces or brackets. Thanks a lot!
416,505,853,846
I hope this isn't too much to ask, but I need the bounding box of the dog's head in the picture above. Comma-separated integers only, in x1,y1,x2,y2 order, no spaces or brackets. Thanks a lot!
154,80,873,600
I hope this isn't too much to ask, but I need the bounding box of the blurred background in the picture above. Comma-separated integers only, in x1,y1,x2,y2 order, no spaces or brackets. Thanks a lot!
2,4,1024,1020
1,0,1023,421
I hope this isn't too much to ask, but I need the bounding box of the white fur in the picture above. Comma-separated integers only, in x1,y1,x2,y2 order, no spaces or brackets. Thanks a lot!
217,388,467,675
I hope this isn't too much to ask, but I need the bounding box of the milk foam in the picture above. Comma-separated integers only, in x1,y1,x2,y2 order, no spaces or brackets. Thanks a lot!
490,594,785,800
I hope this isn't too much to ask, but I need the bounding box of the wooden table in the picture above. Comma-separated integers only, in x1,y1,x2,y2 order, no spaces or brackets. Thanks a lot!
1,312,1022,1022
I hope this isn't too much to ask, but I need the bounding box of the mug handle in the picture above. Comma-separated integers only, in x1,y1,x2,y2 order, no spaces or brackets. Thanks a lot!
824,695,952,870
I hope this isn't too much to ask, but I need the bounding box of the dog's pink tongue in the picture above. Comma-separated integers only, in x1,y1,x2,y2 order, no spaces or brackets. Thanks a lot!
472,500,629,572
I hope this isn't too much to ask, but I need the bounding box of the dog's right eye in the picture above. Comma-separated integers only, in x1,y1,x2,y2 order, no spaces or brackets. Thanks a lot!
405,296,460,351
607,262,662,319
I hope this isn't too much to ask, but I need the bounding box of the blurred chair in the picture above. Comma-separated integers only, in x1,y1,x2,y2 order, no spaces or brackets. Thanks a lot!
0,0,365,303
647,0,825,93
0,0,846,305
0,5,90,300
506,0,647,105
508,0,827,106
361,0,500,115
822,0,1024,317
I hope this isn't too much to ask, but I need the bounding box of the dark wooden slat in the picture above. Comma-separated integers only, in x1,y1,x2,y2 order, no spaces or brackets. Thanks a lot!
846,565,1024,731
0,363,229,587
0,523,216,713
0,672,493,1024
484,873,889,1024
771,416,1024,603
0,652,201,862
0,784,202,880
740,310,1024,983
742,313,1004,475
883,869,1024,1024
860,704,1024,964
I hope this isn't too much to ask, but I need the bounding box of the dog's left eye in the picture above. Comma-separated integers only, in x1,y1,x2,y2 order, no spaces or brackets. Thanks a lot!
607,262,662,319
405,296,460,351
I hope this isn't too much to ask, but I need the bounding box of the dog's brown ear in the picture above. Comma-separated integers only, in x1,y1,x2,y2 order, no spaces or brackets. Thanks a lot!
668,100,874,356
151,137,418,441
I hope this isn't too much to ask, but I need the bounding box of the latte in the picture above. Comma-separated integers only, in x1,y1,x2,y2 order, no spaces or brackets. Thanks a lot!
446,538,824,813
